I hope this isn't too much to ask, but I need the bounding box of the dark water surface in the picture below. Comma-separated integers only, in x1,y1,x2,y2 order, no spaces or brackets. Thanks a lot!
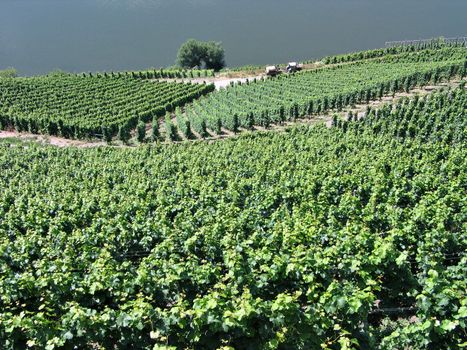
1,0,466,75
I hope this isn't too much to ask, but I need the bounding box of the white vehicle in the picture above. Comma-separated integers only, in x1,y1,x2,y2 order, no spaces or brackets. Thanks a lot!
265,65,281,77
286,62,303,73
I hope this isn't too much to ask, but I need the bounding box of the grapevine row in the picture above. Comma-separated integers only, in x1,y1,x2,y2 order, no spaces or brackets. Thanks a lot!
77,68,215,80
0,86,465,348
320,41,467,64
0,77,214,139
175,53,466,137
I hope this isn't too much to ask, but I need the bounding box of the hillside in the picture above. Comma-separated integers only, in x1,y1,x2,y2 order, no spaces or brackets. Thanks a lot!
1,45,466,145
0,81,465,349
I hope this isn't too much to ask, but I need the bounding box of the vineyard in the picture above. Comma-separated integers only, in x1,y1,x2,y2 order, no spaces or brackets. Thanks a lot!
0,77,214,139
0,84,465,349
1,47,466,143
321,39,467,64
173,50,466,138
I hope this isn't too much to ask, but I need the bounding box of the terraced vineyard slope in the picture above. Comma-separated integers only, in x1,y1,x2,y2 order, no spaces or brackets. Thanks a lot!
0,86,465,349
321,40,467,64
174,48,466,138
0,77,214,139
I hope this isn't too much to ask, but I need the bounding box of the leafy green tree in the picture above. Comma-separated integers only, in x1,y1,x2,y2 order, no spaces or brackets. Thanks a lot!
203,41,225,71
176,39,225,71
177,39,206,69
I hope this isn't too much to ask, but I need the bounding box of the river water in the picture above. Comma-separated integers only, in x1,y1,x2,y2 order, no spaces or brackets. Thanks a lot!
1,0,466,76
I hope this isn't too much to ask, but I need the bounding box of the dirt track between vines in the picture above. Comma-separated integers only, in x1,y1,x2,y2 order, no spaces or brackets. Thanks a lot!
156,75,264,90
0,79,463,148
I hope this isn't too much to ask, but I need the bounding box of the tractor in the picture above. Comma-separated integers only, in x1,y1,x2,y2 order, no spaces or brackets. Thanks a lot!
286,62,303,73
265,65,281,77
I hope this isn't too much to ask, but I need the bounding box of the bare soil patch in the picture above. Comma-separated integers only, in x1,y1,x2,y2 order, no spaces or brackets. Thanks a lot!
0,130,106,148
159,75,264,90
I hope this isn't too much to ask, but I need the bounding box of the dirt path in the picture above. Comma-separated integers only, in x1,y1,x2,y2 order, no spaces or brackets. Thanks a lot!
0,130,106,148
159,75,264,90
322,80,463,127
156,57,391,90
156,63,338,90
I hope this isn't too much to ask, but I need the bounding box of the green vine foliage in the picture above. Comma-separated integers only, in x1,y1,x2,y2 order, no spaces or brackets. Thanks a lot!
82,68,215,80
177,48,467,136
320,41,467,64
0,85,465,349
0,77,214,140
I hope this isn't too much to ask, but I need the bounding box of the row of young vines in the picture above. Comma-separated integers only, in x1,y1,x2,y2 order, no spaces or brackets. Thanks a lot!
320,41,467,64
172,50,466,139
76,68,215,80
0,77,214,139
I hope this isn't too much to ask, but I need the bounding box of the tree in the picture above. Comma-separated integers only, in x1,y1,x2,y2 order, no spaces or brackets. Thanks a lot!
176,39,206,69
203,41,225,71
176,39,225,71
